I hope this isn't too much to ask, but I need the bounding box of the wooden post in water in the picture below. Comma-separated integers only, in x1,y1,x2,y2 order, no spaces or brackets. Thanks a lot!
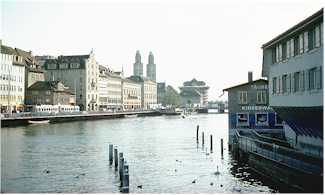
202,132,204,147
210,134,213,152
196,125,199,144
121,163,129,193
119,153,124,183
109,144,113,165
114,147,118,169
221,139,224,156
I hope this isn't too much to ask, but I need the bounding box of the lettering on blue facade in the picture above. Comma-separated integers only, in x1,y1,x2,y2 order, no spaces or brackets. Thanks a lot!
241,106,271,111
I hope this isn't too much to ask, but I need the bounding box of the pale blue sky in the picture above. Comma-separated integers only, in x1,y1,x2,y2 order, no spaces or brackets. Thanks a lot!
1,0,323,100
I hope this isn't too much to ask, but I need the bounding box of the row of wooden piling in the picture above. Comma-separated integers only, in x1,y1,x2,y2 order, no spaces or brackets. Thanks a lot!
196,125,224,156
109,144,129,193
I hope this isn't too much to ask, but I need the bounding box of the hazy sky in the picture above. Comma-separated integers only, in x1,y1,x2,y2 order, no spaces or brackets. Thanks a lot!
1,0,323,100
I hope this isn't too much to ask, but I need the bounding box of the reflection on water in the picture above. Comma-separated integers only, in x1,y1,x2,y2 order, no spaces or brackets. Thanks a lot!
2,114,282,193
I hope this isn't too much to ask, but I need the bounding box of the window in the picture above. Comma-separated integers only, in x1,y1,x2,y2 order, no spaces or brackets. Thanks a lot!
71,63,80,69
294,36,299,56
275,114,283,126
237,113,249,126
257,90,267,104
315,25,320,48
48,64,57,70
294,72,300,92
282,75,287,93
304,31,309,52
238,91,247,104
308,28,316,50
299,71,305,91
308,68,316,90
286,40,291,59
59,63,68,69
290,38,294,57
272,77,277,94
321,23,323,45
282,43,287,60
299,34,304,54
256,113,268,126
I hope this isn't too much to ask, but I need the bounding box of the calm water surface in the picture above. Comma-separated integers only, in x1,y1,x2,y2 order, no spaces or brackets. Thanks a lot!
1,114,279,193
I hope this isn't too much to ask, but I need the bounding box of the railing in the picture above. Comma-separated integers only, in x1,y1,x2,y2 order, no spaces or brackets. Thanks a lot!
1,109,158,119
234,130,322,175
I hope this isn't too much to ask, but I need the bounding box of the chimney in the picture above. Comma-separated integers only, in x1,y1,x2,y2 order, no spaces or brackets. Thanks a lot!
248,71,253,82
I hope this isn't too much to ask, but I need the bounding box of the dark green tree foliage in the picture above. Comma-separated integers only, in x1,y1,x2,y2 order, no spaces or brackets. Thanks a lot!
164,85,180,106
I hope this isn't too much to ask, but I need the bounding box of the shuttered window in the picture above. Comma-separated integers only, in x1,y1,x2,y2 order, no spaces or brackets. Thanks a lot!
304,32,309,52
294,72,300,92
315,25,320,47
282,43,287,60
276,44,282,62
287,73,291,93
286,40,291,59
309,68,316,90
308,28,316,50
299,71,305,91
257,90,267,104
294,36,299,56
321,23,323,45
299,34,304,54
238,91,248,104
316,67,322,89
282,74,287,93
290,39,294,57
272,77,277,94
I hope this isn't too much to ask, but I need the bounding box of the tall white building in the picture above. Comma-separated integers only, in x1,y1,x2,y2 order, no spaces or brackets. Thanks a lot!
146,51,156,82
262,9,323,157
0,42,25,113
133,50,143,77
44,51,99,111
98,65,122,111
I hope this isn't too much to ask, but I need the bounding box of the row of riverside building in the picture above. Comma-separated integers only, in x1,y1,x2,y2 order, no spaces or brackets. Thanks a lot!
224,9,323,160
0,41,158,113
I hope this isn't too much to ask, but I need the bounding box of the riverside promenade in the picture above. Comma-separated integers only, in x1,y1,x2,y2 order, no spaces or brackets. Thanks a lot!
1,110,162,127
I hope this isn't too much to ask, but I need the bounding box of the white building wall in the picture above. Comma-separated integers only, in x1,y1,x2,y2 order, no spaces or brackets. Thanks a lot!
0,53,25,112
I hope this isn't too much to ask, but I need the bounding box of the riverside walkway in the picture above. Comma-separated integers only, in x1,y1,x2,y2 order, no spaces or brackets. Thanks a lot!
234,130,322,175
1,110,162,127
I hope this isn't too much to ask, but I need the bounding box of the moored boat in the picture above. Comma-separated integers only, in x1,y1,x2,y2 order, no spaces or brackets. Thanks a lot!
28,119,50,124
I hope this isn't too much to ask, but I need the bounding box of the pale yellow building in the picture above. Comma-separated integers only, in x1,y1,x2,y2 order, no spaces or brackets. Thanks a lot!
121,78,141,110
128,75,157,110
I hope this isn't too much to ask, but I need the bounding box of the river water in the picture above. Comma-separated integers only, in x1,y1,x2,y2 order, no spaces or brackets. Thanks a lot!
1,114,280,193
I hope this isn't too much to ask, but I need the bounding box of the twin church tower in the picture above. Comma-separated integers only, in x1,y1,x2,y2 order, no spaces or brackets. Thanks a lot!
133,50,156,82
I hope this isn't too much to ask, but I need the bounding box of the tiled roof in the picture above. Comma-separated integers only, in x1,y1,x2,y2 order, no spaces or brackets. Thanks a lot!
262,8,323,49
1,45,16,55
28,81,74,94
223,79,268,91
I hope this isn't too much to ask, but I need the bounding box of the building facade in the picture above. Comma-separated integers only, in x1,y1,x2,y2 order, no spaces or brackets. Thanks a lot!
25,81,76,106
223,73,283,146
179,78,209,108
0,43,25,113
35,55,57,68
121,78,142,110
44,51,99,111
15,49,46,102
133,50,143,77
261,9,323,157
98,65,122,111
128,75,157,110
146,51,156,82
